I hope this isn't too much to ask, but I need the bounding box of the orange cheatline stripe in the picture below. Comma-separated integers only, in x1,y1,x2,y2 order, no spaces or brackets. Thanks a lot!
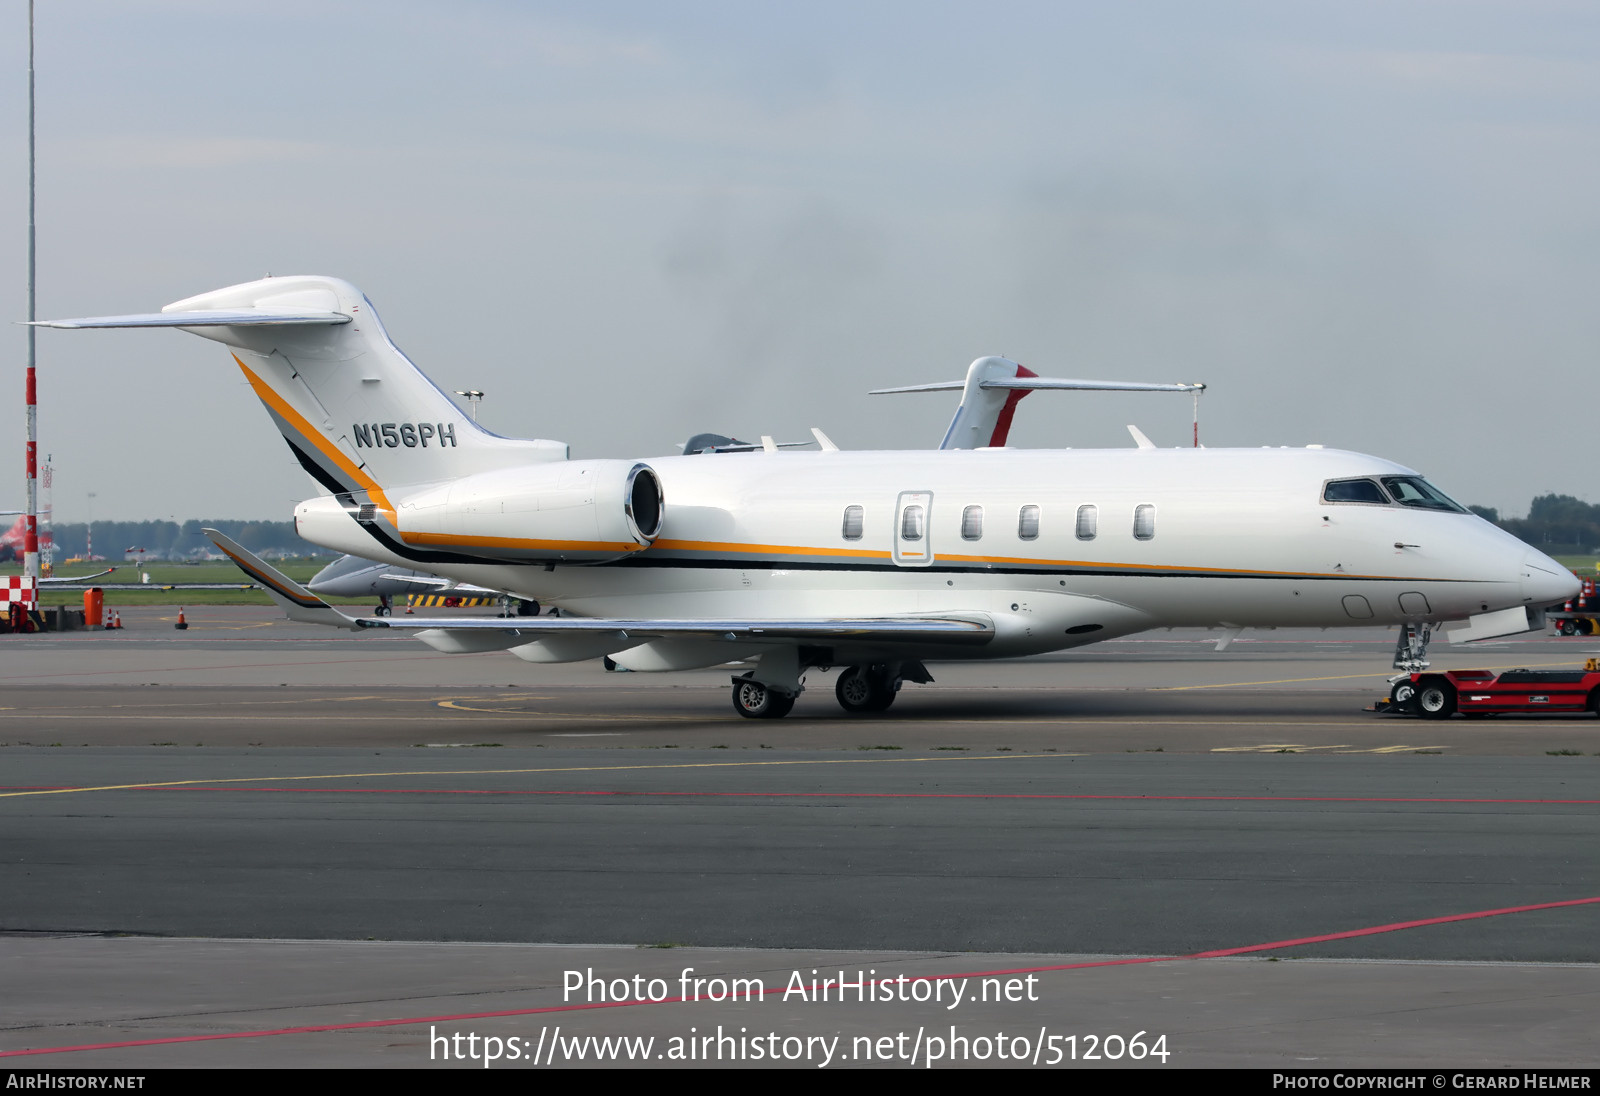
652,539,1426,580
935,550,1401,579
233,355,396,521
400,530,644,553
652,539,892,560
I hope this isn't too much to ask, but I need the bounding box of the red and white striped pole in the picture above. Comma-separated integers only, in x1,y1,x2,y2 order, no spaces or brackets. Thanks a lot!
23,1,39,585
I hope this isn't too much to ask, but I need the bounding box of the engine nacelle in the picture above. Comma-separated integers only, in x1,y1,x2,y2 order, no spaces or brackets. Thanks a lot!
295,460,663,564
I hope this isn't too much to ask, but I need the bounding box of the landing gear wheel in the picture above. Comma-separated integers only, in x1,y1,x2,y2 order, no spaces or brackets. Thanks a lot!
374,605,391,617
1416,680,1456,719
1390,681,1416,707
835,665,897,713
732,677,795,719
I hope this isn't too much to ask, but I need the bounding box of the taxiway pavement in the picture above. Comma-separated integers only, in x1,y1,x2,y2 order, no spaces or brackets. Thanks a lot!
2,607,1596,1068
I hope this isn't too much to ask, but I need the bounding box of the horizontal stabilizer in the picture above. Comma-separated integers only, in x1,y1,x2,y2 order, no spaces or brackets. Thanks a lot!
30,310,350,329
981,378,1202,393
870,377,1203,395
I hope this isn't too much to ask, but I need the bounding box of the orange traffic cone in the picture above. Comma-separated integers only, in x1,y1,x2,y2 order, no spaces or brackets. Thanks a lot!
109,610,121,630
175,607,188,631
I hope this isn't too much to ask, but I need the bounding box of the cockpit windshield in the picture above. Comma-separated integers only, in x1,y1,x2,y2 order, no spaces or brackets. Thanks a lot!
1322,478,1389,505
1322,476,1468,513
1379,476,1467,513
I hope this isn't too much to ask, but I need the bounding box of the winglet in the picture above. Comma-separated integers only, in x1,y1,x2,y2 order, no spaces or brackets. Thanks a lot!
203,528,363,631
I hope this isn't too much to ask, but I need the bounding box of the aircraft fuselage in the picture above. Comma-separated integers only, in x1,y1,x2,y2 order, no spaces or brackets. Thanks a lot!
295,445,1564,661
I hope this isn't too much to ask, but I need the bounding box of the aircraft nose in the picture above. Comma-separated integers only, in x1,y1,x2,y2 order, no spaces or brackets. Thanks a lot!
1521,553,1580,606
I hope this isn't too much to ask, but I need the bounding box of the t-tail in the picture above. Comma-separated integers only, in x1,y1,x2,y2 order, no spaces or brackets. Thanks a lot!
37,277,665,571
871,355,1206,449
33,275,567,504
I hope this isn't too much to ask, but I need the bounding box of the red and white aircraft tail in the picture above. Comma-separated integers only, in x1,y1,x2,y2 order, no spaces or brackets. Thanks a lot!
871,355,1205,449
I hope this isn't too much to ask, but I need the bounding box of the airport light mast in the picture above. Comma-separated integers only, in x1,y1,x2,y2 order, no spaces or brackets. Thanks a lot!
455,389,484,422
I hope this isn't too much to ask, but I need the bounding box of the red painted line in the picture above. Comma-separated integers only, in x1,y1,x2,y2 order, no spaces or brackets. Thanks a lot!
4,894,1597,1059
72,785,1600,806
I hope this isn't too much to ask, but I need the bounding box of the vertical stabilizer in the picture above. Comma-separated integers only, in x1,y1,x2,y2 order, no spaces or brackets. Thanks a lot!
156,277,567,496
939,357,1037,449
37,276,568,503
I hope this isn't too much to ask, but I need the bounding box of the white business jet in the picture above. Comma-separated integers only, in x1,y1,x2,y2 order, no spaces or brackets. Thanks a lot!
36,275,1577,718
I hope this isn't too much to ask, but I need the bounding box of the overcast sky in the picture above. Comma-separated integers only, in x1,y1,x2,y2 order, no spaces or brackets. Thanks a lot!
4,1,1599,522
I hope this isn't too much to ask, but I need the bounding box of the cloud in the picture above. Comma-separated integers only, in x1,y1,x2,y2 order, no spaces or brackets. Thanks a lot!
58,136,326,170
1285,45,1599,99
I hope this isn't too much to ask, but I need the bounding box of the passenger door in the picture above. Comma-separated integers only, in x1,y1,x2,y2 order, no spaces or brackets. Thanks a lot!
893,491,934,567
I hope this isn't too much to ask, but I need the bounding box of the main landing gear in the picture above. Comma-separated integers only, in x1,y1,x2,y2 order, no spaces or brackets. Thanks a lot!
730,675,796,719
729,657,933,719
834,664,899,713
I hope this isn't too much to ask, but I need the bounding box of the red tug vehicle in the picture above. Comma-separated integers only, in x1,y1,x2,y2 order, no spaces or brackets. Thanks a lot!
1381,659,1600,719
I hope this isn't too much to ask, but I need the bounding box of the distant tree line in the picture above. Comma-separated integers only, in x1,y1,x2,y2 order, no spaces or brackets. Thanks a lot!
43,520,335,561
1471,495,1600,555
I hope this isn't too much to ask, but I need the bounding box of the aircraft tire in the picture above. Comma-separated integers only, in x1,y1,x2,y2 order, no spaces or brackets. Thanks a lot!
1416,680,1456,719
835,665,896,713
374,605,391,617
732,678,793,719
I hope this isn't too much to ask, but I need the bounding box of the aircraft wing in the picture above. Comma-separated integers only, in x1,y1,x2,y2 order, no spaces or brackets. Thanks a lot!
39,568,116,583
205,529,993,647
29,310,350,329
377,572,501,596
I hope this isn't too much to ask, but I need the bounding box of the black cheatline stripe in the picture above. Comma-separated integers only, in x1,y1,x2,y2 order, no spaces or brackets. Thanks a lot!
351,517,507,567
284,437,353,496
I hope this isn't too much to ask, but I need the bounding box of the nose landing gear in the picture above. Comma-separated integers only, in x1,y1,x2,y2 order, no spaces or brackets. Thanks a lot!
1392,622,1434,673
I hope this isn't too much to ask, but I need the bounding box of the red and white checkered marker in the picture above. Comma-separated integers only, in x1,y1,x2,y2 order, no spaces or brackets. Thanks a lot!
2,575,37,608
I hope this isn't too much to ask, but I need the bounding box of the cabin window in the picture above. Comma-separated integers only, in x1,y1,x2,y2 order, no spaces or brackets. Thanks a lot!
842,505,864,540
1133,504,1156,540
1018,504,1040,541
1322,478,1388,505
900,504,926,541
961,505,984,541
1075,504,1098,540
